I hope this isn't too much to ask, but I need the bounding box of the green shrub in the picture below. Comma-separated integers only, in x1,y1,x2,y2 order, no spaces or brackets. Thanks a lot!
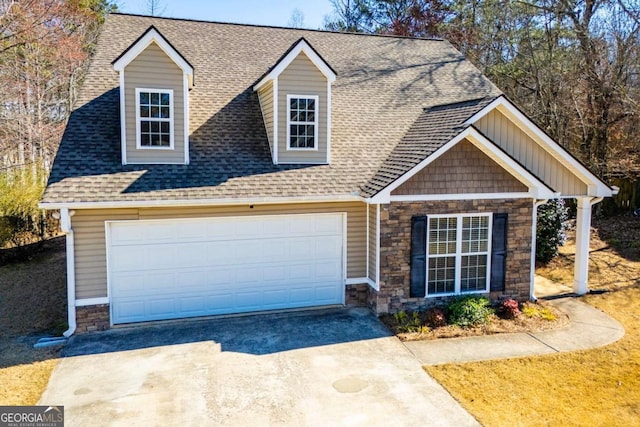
536,199,569,264
522,302,557,321
0,164,48,247
447,296,493,327
393,310,427,333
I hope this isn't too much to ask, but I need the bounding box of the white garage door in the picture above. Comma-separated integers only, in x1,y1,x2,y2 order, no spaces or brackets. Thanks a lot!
107,213,345,324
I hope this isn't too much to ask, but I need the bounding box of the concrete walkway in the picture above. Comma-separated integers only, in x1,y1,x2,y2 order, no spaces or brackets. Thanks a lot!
405,279,625,365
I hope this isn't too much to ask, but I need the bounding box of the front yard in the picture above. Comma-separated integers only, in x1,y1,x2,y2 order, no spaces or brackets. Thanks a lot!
426,214,640,426
0,237,66,405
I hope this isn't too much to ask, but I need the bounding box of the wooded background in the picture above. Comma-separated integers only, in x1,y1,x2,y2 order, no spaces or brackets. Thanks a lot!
1,0,639,246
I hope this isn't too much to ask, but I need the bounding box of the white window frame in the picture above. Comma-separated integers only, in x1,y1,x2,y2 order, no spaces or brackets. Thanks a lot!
425,213,493,297
135,87,175,150
286,94,319,151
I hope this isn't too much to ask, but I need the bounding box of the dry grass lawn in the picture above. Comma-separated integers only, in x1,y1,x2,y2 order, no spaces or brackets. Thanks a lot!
0,237,67,405
426,215,640,427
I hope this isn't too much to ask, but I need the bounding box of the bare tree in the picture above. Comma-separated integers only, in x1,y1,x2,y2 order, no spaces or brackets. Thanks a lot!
288,8,305,28
145,0,166,17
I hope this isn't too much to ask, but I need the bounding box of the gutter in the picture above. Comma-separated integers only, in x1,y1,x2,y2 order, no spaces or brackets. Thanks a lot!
38,194,366,210
56,208,77,337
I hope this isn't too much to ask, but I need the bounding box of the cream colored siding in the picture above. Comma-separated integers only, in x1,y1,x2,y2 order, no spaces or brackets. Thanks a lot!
278,52,328,164
73,209,139,299
72,203,367,301
476,110,588,195
257,81,274,155
368,204,377,282
124,42,185,164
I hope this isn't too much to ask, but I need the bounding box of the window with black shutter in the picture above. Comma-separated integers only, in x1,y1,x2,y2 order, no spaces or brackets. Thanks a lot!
490,213,508,292
409,212,504,297
410,216,427,298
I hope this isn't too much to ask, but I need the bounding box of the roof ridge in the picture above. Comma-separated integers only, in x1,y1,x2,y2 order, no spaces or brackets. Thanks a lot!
109,12,446,42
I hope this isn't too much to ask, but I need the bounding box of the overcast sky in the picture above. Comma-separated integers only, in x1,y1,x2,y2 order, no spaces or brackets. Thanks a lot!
115,0,335,29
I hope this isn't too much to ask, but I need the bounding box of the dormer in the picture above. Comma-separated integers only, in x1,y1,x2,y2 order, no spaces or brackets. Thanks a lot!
254,38,336,165
113,26,194,165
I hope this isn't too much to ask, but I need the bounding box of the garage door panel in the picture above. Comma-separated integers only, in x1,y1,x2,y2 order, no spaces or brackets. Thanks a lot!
108,213,344,324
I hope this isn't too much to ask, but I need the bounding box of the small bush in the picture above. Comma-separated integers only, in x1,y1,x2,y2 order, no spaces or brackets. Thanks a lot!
536,199,569,264
424,307,447,328
448,296,493,327
522,302,557,321
500,299,521,319
393,310,428,333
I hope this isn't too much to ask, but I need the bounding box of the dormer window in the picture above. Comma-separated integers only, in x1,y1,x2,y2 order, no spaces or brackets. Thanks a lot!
112,26,194,165
253,38,336,165
136,88,174,149
287,95,318,150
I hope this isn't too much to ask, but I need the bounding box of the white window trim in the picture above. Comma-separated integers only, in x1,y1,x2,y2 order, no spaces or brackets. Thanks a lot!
286,94,319,151
135,87,175,150
425,213,493,297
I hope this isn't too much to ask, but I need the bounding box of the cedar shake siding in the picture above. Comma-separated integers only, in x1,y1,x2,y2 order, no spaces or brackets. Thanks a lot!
370,199,533,314
392,140,528,195
476,109,588,195
71,202,367,301
124,41,185,164
277,52,328,164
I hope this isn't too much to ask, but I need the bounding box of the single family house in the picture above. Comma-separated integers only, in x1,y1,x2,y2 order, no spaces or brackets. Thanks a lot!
40,13,615,335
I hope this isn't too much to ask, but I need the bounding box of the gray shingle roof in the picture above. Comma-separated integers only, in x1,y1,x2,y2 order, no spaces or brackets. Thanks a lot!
43,13,502,204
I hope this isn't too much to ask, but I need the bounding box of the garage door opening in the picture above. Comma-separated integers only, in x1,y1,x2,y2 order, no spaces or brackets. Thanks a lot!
106,213,345,324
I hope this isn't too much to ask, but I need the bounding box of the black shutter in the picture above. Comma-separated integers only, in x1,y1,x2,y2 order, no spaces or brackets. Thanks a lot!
490,213,508,292
410,216,427,298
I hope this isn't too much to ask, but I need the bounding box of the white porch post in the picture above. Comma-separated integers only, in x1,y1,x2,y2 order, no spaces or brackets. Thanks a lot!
573,197,593,295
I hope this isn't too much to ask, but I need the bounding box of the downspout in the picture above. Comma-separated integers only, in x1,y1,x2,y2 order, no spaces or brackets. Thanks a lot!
529,199,548,301
58,208,76,337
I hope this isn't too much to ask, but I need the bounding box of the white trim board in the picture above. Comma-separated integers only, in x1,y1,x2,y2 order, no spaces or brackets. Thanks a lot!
370,126,557,204
253,38,336,92
113,27,194,88
76,297,109,307
39,195,364,210
464,96,612,197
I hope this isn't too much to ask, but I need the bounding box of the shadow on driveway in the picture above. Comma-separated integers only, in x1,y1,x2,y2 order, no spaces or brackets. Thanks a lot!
64,307,391,357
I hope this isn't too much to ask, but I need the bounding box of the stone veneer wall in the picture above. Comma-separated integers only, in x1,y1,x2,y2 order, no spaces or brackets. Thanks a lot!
369,199,533,314
76,304,110,333
345,284,369,307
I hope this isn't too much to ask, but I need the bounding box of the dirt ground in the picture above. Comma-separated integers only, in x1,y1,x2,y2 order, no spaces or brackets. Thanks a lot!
0,237,67,405
538,214,640,292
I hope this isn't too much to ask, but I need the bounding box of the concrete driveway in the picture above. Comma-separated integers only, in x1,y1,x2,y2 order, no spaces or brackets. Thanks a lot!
39,308,477,426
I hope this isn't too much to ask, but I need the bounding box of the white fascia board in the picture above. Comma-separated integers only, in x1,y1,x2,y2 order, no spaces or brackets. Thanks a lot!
253,39,336,92
368,127,555,204
389,192,534,202
113,28,194,88
465,96,613,197
39,194,365,210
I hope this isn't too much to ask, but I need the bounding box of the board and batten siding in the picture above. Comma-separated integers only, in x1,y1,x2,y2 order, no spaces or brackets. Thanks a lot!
72,202,367,301
124,42,185,164
476,109,588,196
257,81,274,156
392,139,528,195
277,52,328,164
368,204,377,282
